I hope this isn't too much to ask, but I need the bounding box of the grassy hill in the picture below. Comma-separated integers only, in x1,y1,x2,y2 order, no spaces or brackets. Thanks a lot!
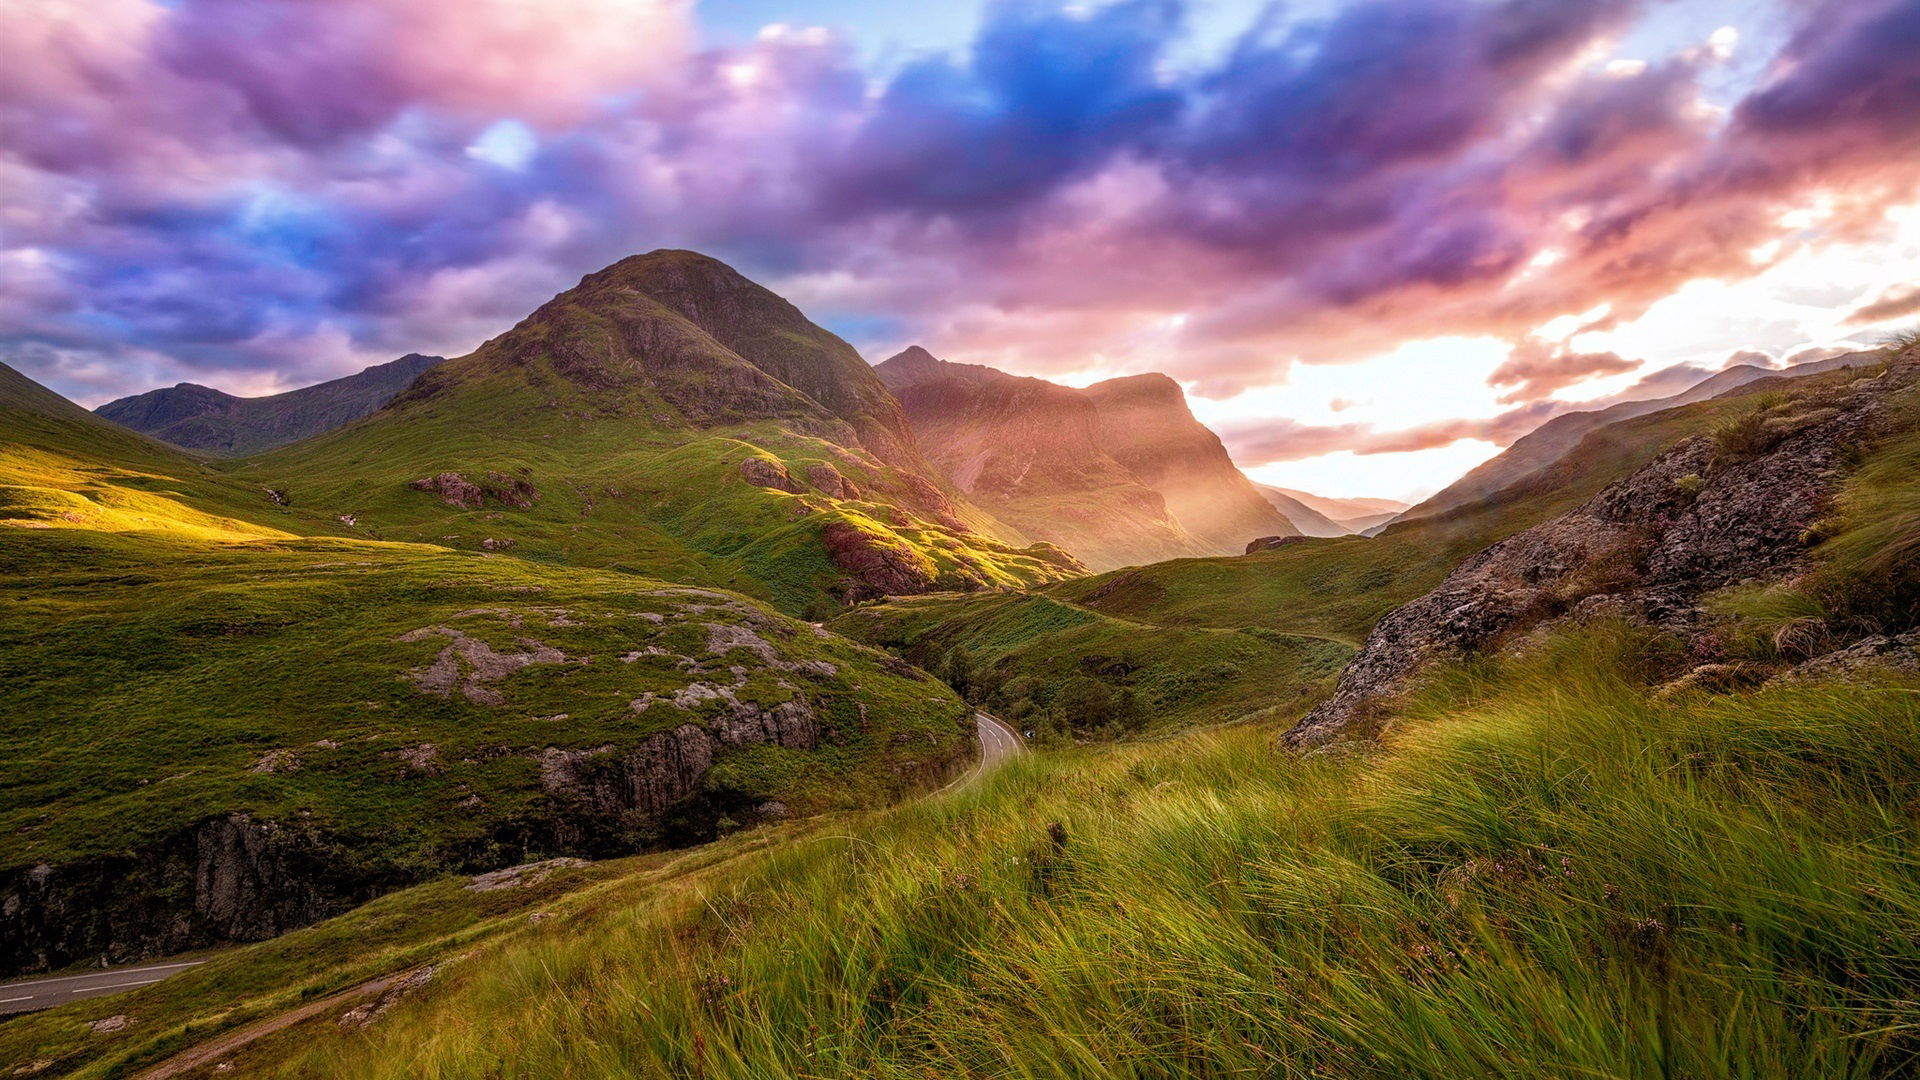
73,620,1916,1079
0,358,985,975
832,366,1895,738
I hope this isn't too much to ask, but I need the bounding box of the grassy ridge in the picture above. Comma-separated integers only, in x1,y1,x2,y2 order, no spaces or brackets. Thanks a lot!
209,624,1920,1078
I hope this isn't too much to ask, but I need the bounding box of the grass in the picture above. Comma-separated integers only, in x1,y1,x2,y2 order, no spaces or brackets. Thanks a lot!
831,591,1352,737
0,361,987,973
0,825,813,1079
193,623,1920,1078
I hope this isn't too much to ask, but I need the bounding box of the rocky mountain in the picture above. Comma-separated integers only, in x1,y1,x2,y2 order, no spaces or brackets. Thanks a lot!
94,353,445,456
878,349,1292,570
1391,350,1884,528
250,252,1081,612
1288,352,1917,748
1083,374,1297,555
875,348,1212,569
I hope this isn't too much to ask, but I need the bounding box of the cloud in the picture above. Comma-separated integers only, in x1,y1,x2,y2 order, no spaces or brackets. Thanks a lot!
1487,337,1638,403
3,0,1920,422
1847,283,1920,325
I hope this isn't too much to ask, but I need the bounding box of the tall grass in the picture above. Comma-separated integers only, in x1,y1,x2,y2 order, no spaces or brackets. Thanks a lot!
255,625,1920,1078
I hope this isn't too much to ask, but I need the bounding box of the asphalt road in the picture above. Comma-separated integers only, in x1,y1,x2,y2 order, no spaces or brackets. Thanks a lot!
0,960,207,1016
975,711,1024,770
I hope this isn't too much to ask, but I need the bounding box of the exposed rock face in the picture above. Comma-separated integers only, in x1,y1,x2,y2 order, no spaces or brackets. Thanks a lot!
822,520,940,599
93,353,445,457
740,456,804,493
0,814,402,976
539,700,820,840
877,348,1290,570
1287,359,1915,749
806,463,860,499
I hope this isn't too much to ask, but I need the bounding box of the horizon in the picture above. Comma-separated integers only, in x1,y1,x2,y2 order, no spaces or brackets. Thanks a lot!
7,0,1919,500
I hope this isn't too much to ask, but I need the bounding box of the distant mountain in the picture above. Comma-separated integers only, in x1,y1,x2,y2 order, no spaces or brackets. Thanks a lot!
1391,349,1883,528
1255,486,1408,536
1253,486,1349,537
876,350,1293,570
253,251,1080,611
94,353,446,456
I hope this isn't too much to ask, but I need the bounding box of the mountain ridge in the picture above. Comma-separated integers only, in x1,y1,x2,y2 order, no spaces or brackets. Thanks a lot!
877,349,1293,570
94,352,446,456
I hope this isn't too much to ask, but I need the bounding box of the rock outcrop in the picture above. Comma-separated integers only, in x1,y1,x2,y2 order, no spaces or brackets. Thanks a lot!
0,814,402,976
822,521,940,599
1287,357,1915,749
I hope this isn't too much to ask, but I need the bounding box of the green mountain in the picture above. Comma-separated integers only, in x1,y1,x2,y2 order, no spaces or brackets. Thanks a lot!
94,353,445,456
877,348,1293,570
247,252,1082,614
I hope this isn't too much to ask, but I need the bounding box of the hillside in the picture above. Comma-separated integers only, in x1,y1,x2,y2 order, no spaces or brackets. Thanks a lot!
0,358,986,976
1394,349,1883,526
81,349,1920,1079
835,363,1901,737
242,253,1081,615
94,353,446,456
877,348,1292,570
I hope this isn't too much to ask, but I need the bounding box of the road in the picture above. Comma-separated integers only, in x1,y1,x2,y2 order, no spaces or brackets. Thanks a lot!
0,714,1026,1019
939,711,1024,794
0,960,207,1017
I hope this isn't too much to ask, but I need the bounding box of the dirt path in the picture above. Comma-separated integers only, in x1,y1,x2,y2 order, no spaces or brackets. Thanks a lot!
132,971,412,1080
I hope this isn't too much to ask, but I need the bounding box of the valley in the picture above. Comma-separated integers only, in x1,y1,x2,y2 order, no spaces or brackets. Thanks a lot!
4,253,1917,1078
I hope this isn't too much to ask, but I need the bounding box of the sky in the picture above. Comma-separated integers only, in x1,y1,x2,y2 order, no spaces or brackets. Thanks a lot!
5,0,1920,501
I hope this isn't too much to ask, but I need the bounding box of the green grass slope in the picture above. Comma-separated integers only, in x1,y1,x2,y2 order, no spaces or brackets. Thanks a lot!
188,620,1920,1079
832,591,1353,739
831,364,1902,742
0,359,986,974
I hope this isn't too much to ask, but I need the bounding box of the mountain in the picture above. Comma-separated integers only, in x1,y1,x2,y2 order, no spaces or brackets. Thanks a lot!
250,252,1081,612
876,349,1293,570
0,355,986,976
1254,485,1409,537
1263,486,1407,525
1291,350,1919,747
94,353,445,456
1392,349,1883,527
199,348,1920,1080
875,348,1217,570
1081,374,1298,555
